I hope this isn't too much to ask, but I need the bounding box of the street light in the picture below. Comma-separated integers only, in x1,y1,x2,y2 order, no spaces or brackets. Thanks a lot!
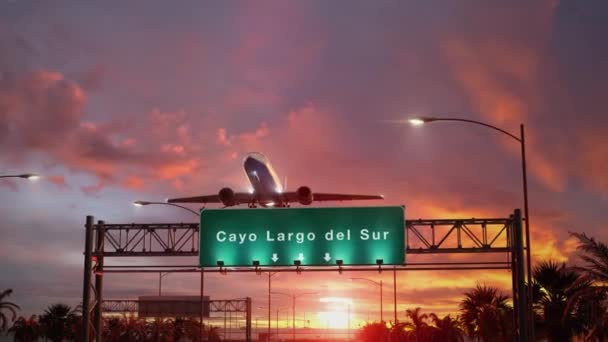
132,200,200,216
0,173,39,180
132,199,202,339
350,277,383,322
271,291,318,341
158,272,170,296
258,305,288,341
263,272,280,341
409,116,533,339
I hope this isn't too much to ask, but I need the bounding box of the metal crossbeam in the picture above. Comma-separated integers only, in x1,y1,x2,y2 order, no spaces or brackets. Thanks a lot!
98,223,199,257
406,218,510,254
95,218,511,257
102,299,249,314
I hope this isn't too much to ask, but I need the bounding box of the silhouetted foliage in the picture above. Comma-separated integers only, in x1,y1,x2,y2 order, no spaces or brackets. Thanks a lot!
459,284,512,342
357,321,390,341
8,315,40,342
429,314,464,342
569,232,608,340
532,260,588,341
0,289,20,332
39,304,78,342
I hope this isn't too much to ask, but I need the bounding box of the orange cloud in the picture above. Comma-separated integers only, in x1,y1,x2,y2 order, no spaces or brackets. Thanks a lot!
122,175,144,190
46,175,68,189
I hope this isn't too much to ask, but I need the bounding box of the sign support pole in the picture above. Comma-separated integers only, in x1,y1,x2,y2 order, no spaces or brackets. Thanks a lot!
93,220,105,342
81,215,94,342
393,266,397,323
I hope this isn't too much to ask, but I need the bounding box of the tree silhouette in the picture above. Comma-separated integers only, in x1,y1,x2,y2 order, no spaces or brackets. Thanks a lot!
532,260,588,341
8,315,40,342
357,321,389,341
569,232,608,340
0,289,20,332
459,284,512,342
403,307,431,341
429,313,464,342
39,304,77,342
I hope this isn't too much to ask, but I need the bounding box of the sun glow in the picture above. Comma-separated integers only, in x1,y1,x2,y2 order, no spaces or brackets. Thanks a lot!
318,297,352,329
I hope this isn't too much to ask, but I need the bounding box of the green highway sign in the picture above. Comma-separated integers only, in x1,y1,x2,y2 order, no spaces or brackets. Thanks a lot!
199,206,405,267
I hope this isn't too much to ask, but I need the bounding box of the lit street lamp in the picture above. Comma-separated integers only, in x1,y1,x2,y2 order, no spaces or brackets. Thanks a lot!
0,173,39,180
271,291,318,341
132,200,200,216
409,116,533,339
350,277,383,322
132,199,201,339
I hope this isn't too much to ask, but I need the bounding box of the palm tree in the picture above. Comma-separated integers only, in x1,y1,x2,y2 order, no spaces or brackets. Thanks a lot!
8,315,40,342
122,316,146,341
205,325,221,342
571,232,608,284
143,318,172,342
429,314,465,342
459,284,512,342
0,289,20,332
532,260,589,341
403,307,431,341
357,321,390,342
39,304,77,342
570,232,608,340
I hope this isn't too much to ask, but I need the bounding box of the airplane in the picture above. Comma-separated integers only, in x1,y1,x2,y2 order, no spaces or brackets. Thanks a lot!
167,152,384,208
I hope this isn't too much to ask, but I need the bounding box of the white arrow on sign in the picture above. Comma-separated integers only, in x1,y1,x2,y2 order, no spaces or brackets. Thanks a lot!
298,253,305,261
271,253,279,263
323,253,331,262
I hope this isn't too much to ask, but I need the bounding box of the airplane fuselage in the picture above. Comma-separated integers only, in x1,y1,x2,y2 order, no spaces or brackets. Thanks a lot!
243,153,283,206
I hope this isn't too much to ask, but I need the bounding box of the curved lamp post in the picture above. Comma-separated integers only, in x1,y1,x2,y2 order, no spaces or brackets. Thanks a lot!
409,116,533,339
350,277,383,322
0,173,39,180
132,199,201,339
132,200,200,217
271,291,318,341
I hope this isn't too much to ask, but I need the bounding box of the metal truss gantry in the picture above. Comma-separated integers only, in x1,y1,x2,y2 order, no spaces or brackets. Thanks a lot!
102,298,251,314
82,209,528,341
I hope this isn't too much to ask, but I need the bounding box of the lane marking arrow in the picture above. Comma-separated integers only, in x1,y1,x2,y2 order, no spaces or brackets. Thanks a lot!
323,253,331,262
298,253,305,261
271,253,279,263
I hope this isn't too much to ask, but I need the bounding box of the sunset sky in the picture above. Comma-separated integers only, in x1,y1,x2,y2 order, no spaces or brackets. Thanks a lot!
1,0,608,326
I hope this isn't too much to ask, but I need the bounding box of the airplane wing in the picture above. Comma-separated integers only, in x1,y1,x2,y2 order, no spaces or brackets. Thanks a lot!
282,192,384,203
310,193,384,201
167,193,254,204
167,195,221,204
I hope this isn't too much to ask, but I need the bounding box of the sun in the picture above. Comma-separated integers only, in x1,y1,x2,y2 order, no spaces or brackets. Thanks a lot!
318,297,353,329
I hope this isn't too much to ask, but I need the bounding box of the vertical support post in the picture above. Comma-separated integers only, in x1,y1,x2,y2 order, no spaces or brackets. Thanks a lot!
512,209,528,342
292,295,296,341
276,309,279,342
200,269,204,342
245,297,252,342
268,273,271,341
347,303,351,340
93,220,105,342
520,124,534,341
380,281,383,322
393,267,397,323
224,306,227,339
509,214,519,337
82,215,94,342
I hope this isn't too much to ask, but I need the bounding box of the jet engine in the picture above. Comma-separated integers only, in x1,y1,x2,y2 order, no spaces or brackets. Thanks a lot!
296,186,313,205
218,187,236,206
